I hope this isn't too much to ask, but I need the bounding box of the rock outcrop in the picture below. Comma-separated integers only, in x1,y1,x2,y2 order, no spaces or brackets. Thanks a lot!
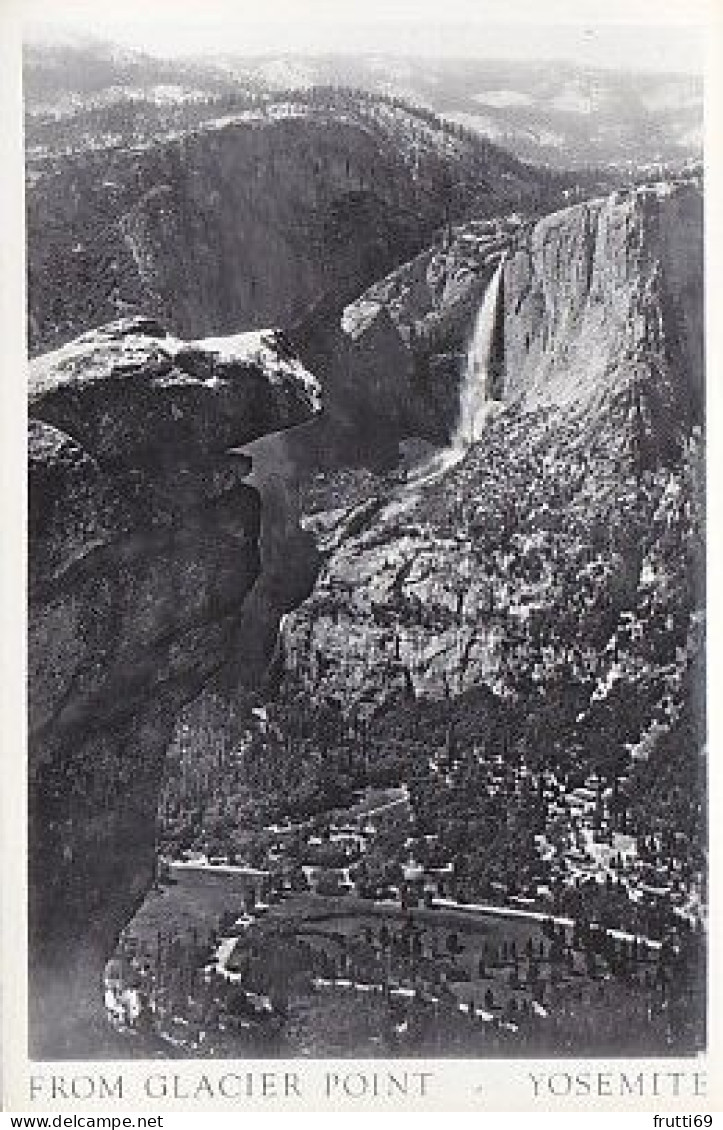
28,318,320,1056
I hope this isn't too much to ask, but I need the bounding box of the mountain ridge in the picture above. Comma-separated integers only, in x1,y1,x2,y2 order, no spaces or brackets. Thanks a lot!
27,87,592,360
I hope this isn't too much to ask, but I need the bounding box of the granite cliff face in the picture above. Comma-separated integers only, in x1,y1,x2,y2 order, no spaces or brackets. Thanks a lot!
27,176,704,1055
300,215,520,450
282,183,704,761
501,183,704,420
28,318,320,1055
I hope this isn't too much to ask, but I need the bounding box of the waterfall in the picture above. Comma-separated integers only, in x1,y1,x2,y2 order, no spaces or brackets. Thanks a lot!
374,256,506,522
452,256,505,450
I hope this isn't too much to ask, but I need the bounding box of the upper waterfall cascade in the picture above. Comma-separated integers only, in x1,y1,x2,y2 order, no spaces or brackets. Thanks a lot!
452,256,505,451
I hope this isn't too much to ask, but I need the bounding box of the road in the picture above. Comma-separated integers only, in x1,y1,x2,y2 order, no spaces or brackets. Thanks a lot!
170,859,269,879
431,896,662,949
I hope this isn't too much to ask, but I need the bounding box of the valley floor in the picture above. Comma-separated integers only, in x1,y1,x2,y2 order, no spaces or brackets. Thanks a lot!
111,863,704,1058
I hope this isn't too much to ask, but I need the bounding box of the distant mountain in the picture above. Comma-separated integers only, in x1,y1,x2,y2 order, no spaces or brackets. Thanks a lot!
227,55,703,171
23,32,253,106
23,34,267,169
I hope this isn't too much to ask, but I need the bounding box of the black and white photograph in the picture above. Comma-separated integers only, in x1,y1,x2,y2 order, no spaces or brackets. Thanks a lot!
14,0,710,1081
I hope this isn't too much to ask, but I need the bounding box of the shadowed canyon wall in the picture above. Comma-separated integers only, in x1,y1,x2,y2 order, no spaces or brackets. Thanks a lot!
27,104,552,358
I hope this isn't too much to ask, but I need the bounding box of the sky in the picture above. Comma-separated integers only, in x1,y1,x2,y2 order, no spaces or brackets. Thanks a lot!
22,0,708,74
